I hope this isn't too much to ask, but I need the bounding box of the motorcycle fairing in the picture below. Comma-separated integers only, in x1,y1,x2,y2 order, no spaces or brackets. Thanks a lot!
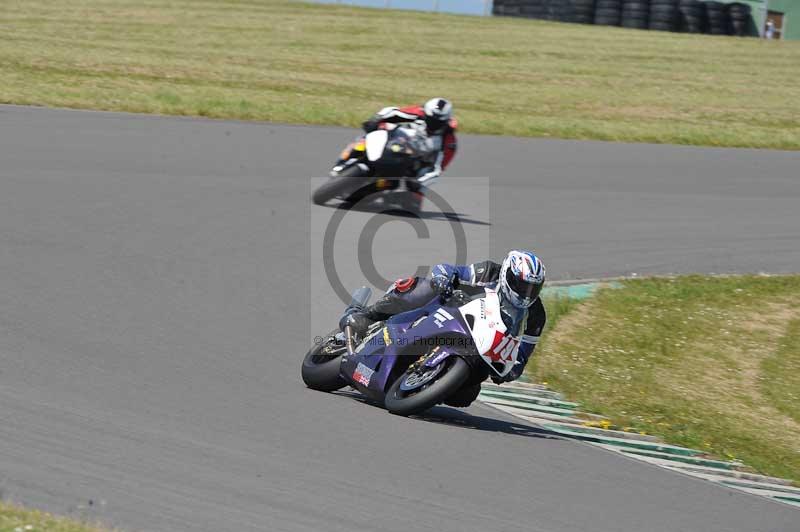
457,288,521,377
339,296,473,400
365,130,388,162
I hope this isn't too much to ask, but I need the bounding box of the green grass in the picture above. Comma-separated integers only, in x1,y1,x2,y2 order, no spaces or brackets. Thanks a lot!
517,293,579,383
0,501,107,532
531,275,800,482
1,0,799,148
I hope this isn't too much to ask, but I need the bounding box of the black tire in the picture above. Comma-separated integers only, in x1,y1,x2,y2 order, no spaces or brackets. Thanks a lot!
623,10,650,20
385,357,470,416
650,20,677,31
679,5,704,18
623,1,649,10
301,331,347,392
683,16,704,32
650,13,677,24
311,165,367,206
595,16,621,25
622,17,649,28
595,7,622,18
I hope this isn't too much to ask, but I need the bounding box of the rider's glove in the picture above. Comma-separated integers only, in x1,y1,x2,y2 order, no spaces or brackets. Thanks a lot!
338,302,363,332
338,312,354,333
418,165,441,185
339,311,373,337
429,275,453,298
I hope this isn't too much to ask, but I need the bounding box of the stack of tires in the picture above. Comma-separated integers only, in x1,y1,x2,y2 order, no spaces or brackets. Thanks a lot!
678,0,706,33
727,2,752,37
493,0,527,17
649,0,680,31
547,1,569,21
492,0,516,16
621,0,650,29
705,1,730,34
572,0,597,24
518,0,547,19
595,0,622,26
492,0,564,22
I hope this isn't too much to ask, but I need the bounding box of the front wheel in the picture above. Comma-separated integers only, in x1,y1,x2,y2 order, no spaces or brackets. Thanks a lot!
312,165,367,205
385,357,470,416
301,331,347,392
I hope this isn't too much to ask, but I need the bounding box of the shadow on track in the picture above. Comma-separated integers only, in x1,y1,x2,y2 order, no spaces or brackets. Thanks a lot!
330,389,557,441
412,406,559,441
318,199,492,227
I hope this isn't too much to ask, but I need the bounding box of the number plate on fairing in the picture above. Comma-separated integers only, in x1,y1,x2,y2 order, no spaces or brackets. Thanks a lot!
457,289,520,377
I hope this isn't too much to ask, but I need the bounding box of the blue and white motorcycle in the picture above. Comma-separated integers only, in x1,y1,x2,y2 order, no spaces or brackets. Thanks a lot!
301,285,524,416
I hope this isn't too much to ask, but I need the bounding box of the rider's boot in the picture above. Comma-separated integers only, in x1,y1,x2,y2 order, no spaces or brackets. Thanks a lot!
339,277,436,336
403,180,425,213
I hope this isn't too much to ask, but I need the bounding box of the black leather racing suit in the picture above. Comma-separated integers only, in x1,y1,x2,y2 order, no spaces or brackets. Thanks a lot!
341,260,547,387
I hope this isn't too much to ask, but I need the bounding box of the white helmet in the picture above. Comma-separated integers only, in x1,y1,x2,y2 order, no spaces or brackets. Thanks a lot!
423,98,453,132
498,250,546,309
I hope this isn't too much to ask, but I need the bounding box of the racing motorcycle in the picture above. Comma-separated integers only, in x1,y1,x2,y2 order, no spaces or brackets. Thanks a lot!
301,280,525,416
311,123,437,211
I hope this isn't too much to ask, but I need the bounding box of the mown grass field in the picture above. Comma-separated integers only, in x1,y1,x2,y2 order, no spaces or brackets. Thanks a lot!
532,275,800,482
0,501,107,532
2,0,799,148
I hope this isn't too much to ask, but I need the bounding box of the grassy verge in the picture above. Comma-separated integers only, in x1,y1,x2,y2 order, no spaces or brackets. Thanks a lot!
0,501,107,532
1,0,799,148
531,275,800,482
517,293,578,383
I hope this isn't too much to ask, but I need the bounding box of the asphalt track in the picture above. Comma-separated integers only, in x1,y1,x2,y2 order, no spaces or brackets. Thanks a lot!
0,104,798,532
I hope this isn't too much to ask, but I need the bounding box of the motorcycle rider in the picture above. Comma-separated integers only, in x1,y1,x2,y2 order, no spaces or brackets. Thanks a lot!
361,98,458,209
340,251,546,397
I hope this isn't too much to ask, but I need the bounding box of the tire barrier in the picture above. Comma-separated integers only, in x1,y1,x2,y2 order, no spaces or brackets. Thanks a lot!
573,0,597,24
493,0,756,38
678,0,706,33
620,0,650,30
594,0,622,26
727,2,755,37
493,0,597,23
649,0,680,32
621,0,650,30
705,0,730,35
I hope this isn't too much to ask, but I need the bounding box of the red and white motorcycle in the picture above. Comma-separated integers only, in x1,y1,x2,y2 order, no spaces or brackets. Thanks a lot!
311,123,437,212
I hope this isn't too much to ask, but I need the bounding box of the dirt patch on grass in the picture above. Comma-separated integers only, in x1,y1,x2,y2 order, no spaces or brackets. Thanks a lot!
531,276,800,481
658,298,800,452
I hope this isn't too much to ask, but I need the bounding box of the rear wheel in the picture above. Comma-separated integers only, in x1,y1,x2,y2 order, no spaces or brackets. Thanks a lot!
385,357,470,416
301,330,347,392
312,165,368,206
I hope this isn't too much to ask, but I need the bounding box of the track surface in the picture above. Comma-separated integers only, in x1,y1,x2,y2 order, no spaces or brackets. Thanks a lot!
0,105,798,532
